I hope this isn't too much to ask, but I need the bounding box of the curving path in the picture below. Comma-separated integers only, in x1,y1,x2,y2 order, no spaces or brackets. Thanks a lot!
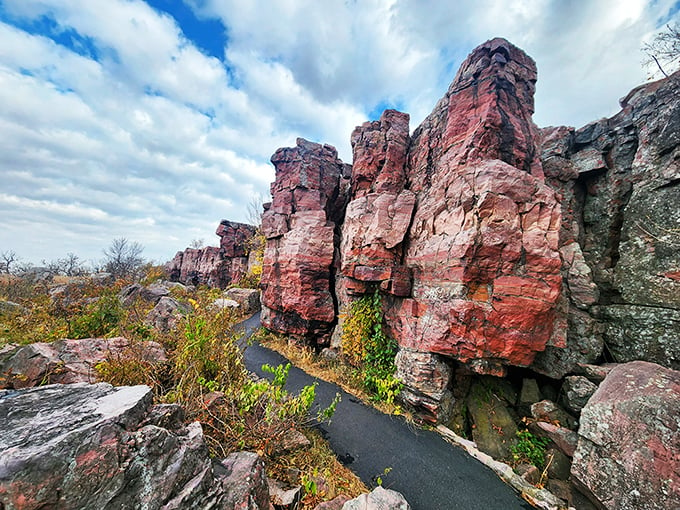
237,314,533,510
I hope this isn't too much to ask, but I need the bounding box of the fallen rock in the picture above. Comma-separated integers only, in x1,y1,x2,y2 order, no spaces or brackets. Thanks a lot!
467,380,518,461
531,421,578,458
571,361,680,510
515,463,541,485
224,288,261,315
269,479,301,509
342,486,410,510
218,451,274,510
212,298,240,310
0,300,27,315
545,448,571,480
0,337,167,389
0,383,272,509
560,375,598,414
395,349,453,422
146,296,191,333
118,282,170,307
530,400,578,430
517,378,541,415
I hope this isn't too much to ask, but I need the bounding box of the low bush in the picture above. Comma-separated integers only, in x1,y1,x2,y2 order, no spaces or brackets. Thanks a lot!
340,290,402,404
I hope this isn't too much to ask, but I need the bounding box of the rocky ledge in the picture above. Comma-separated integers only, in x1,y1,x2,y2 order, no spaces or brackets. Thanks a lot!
0,383,273,509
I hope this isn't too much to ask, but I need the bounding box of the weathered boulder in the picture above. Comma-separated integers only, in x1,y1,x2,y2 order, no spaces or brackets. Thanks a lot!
224,288,261,315
571,361,680,509
118,282,170,306
560,375,598,414
167,220,256,289
342,486,410,510
0,383,273,509
394,349,453,422
0,337,167,389
218,451,274,510
0,300,27,315
466,380,519,461
260,138,350,343
146,296,191,333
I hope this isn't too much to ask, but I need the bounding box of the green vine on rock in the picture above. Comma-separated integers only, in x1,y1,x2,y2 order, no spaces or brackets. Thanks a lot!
340,290,402,404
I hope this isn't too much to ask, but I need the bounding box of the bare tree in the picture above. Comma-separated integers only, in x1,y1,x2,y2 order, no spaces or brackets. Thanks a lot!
1,250,18,274
190,238,205,249
643,23,680,78
246,193,265,228
42,253,87,277
103,238,145,280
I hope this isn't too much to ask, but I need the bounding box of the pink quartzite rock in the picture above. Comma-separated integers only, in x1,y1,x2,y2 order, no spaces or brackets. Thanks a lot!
0,337,167,389
571,361,680,510
382,39,562,376
260,138,350,342
340,110,414,299
166,220,256,289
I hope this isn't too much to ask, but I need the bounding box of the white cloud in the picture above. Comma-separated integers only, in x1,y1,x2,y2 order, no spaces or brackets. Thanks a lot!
0,0,677,265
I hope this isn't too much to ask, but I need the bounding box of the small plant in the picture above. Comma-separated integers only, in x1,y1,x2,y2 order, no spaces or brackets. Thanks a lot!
510,429,551,469
340,290,402,404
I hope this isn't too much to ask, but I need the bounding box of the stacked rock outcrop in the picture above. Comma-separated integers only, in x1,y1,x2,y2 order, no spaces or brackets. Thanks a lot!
167,220,256,288
260,139,350,343
259,38,680,426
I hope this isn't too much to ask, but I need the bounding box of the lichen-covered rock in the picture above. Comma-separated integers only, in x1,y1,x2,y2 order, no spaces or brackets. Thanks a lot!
260,138,350,343
536,71,680,374
571,361,680,509
146,296,191,333
560,375,598,414
0,383,273,510
0,337,167,389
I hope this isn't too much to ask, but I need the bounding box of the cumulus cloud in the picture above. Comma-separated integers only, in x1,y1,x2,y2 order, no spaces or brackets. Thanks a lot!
0,0,677,264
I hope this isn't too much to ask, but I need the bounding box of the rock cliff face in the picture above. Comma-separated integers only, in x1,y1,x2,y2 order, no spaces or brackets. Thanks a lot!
167,220,256,288
533,72,680,376
259,38,680,419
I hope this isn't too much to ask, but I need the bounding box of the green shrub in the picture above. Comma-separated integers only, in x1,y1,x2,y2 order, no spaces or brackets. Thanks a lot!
511,429,551,469
340,290,402,404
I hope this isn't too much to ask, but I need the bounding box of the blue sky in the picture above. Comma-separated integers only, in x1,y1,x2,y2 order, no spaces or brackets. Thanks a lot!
0,0,678,266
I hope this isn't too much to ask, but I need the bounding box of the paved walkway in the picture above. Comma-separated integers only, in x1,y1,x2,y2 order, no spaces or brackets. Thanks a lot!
238,314,533,510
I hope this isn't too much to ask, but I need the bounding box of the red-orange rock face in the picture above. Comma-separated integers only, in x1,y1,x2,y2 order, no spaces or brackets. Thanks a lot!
380,39,562,375
260,138,350,342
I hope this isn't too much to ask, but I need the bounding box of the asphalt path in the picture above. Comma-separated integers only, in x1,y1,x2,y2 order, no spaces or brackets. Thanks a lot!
237,314,533,510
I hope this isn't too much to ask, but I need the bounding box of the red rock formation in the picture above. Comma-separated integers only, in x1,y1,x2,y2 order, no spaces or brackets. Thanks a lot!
260,138,350,342
167,220,256,288
383,38,562,376
340,110,414,297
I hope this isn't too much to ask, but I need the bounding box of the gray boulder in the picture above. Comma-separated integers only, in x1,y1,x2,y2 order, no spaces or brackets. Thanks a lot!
0,337,167,389
224,287,261,315
0,383,272,510
342,486,410,510
571,361,680,510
